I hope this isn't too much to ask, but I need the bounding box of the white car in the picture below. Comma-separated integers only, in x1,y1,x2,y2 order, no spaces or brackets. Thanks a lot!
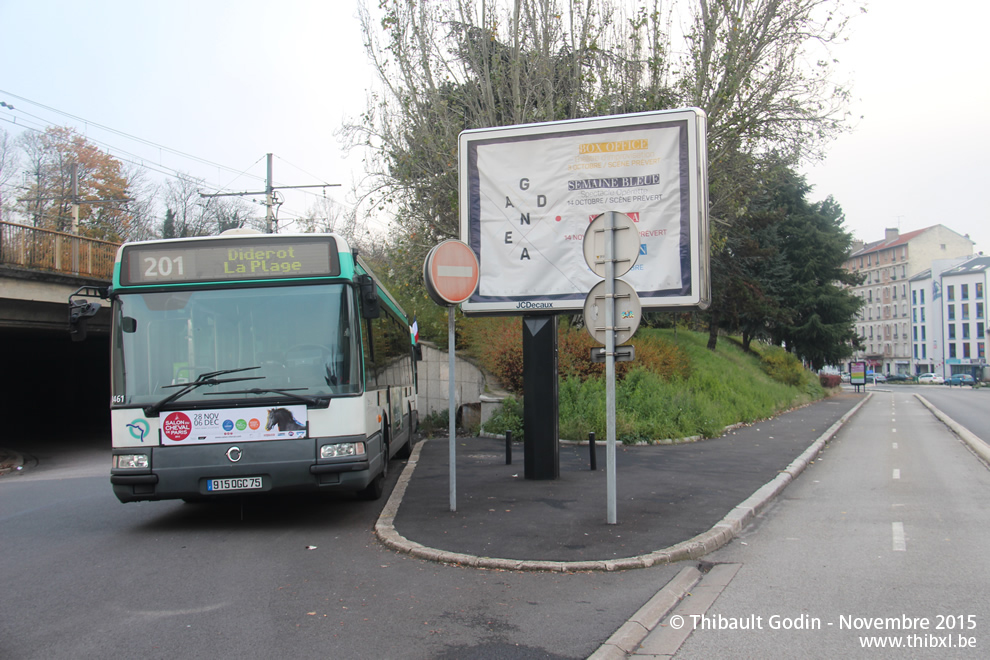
918,373,944,384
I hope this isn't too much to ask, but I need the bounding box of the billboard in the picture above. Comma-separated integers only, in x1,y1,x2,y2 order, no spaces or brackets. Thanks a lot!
850,361,866,386
458,109,709,315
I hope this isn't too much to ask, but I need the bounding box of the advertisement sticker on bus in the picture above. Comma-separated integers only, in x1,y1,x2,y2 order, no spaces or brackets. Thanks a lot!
160,405,308,445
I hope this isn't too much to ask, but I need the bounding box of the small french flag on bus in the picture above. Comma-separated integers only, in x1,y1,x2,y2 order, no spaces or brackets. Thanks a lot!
410,318,419,344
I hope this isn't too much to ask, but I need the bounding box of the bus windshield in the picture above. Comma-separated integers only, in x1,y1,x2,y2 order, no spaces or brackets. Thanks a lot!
111,283,361,408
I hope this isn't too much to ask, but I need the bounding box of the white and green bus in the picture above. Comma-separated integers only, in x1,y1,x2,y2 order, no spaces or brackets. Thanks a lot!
72,229,418,503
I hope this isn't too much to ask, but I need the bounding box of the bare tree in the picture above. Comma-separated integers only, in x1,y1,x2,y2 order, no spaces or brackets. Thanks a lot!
681,0,853,219
0,127,18,223
343,0,647,255
347,0,853,242
163,176,260,238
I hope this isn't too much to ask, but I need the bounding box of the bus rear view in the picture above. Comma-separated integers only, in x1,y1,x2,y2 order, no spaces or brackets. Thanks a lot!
77,230,417,503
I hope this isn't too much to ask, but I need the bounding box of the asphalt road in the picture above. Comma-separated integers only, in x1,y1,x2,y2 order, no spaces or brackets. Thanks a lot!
0,435,679,660
643,387,990,658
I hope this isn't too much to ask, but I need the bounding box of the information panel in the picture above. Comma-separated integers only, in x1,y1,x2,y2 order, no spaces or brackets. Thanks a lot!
459,109,709,315
119,235,340,286
850,361,867,386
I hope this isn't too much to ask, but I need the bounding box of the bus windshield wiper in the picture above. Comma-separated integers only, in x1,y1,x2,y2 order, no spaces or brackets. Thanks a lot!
205,387,327,407
144,366,264,416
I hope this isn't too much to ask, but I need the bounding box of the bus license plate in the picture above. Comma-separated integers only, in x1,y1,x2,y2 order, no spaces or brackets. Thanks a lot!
207,477,263,492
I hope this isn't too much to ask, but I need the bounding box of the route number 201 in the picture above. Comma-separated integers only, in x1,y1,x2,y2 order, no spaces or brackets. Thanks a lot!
143,256,184,279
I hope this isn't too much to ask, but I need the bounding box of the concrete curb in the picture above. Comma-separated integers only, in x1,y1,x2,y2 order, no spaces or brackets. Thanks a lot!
374,393,873,573
588,565,704,659
915,394,990,465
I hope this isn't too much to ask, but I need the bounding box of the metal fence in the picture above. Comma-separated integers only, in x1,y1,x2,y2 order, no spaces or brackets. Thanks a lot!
0,221,119,280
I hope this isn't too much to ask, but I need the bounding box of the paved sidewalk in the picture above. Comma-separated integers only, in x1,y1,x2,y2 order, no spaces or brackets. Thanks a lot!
379,393,867,570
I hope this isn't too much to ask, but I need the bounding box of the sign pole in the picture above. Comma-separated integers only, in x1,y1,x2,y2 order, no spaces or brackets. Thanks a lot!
605,212,618,525
422,239,480,513
582,211,640,525
448,304,457,512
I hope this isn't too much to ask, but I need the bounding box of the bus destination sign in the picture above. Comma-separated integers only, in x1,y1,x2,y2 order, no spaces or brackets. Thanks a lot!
120,236,341,286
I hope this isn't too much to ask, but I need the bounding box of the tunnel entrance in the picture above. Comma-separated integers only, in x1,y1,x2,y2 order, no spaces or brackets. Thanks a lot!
3,326,111,444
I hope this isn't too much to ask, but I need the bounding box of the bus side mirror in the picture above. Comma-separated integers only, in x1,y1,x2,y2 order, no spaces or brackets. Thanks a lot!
69,301,101,342
68,286,109,342
358,275,380,319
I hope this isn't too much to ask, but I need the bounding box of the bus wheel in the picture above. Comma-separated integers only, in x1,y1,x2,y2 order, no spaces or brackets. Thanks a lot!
396,405,413,459
357,472,385,501
357,425,388,501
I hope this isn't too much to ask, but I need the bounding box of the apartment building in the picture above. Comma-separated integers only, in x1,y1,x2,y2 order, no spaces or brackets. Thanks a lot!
844,225,974,376
907,258,970,376
910,256,989,378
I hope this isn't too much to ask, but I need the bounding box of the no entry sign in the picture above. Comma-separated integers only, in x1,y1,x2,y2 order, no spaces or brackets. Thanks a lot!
424,240,480,305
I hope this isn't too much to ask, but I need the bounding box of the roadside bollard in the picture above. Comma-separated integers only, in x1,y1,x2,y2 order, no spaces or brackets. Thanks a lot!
505,430,512,465
589,431,597,471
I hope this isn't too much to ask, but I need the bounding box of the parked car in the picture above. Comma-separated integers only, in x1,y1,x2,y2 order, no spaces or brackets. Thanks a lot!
945,374,975,386
918,373,944,384
840,372,850,383
886,373,909,382
869,373,886,383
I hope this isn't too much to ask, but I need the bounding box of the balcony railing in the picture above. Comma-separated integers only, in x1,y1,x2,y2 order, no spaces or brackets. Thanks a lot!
0,220,119,280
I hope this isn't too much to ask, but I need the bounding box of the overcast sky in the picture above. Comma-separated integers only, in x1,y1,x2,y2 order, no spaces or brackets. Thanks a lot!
2,0,987,254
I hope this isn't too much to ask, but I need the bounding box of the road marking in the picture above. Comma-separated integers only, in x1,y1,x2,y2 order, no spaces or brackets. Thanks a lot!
893,469,901,480
892,522,906,551
892,442,898,449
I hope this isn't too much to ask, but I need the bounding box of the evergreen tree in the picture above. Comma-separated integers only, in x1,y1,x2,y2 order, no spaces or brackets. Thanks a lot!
768,174,863,369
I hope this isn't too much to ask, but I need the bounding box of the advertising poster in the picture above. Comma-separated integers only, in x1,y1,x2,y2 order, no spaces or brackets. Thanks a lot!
160,405,307,446
850,361,867,386
459,109,709,314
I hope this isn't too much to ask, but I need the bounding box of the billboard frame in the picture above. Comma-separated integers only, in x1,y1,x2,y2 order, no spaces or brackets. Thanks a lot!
458,108,709,316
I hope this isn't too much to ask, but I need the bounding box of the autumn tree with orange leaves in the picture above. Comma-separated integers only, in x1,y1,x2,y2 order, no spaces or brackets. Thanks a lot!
17,126,135,241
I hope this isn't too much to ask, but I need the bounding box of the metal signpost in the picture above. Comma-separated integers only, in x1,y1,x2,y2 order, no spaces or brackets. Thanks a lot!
583,211,641,524
423,240,480,512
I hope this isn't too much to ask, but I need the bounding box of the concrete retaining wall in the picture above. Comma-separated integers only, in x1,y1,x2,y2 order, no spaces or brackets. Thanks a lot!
417,342,489,418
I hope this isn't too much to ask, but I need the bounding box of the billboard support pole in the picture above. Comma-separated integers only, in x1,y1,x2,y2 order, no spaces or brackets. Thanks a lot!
522,315,560,479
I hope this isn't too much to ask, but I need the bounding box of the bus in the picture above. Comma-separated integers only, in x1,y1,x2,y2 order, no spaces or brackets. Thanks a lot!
70,229,418,503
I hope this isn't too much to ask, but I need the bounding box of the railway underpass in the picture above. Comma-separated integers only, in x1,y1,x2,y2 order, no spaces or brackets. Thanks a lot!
1,222,115,445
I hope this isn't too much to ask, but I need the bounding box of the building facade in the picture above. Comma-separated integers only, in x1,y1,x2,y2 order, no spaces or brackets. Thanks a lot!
941,259,989,377
844,225,974,376
908,259,969,376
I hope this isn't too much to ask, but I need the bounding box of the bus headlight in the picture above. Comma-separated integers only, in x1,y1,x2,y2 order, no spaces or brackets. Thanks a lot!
113,454,150,469
321,442,365,459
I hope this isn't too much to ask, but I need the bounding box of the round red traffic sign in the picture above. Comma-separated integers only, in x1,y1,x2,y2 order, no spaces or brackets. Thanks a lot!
423,240,480,305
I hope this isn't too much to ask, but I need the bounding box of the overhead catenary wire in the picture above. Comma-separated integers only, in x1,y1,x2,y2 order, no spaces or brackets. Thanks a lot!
1,91,348,223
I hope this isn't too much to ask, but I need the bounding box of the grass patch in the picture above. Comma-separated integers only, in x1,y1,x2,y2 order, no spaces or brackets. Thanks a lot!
483,327,828,443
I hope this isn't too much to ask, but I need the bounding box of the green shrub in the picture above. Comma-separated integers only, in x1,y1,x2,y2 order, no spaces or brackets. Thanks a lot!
465,327,830,445
463,317,524,392
419,409,449,437
758,345,805,386
819,373,841,388
553,329,828,444
481,396,525,440
465,317,691,395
